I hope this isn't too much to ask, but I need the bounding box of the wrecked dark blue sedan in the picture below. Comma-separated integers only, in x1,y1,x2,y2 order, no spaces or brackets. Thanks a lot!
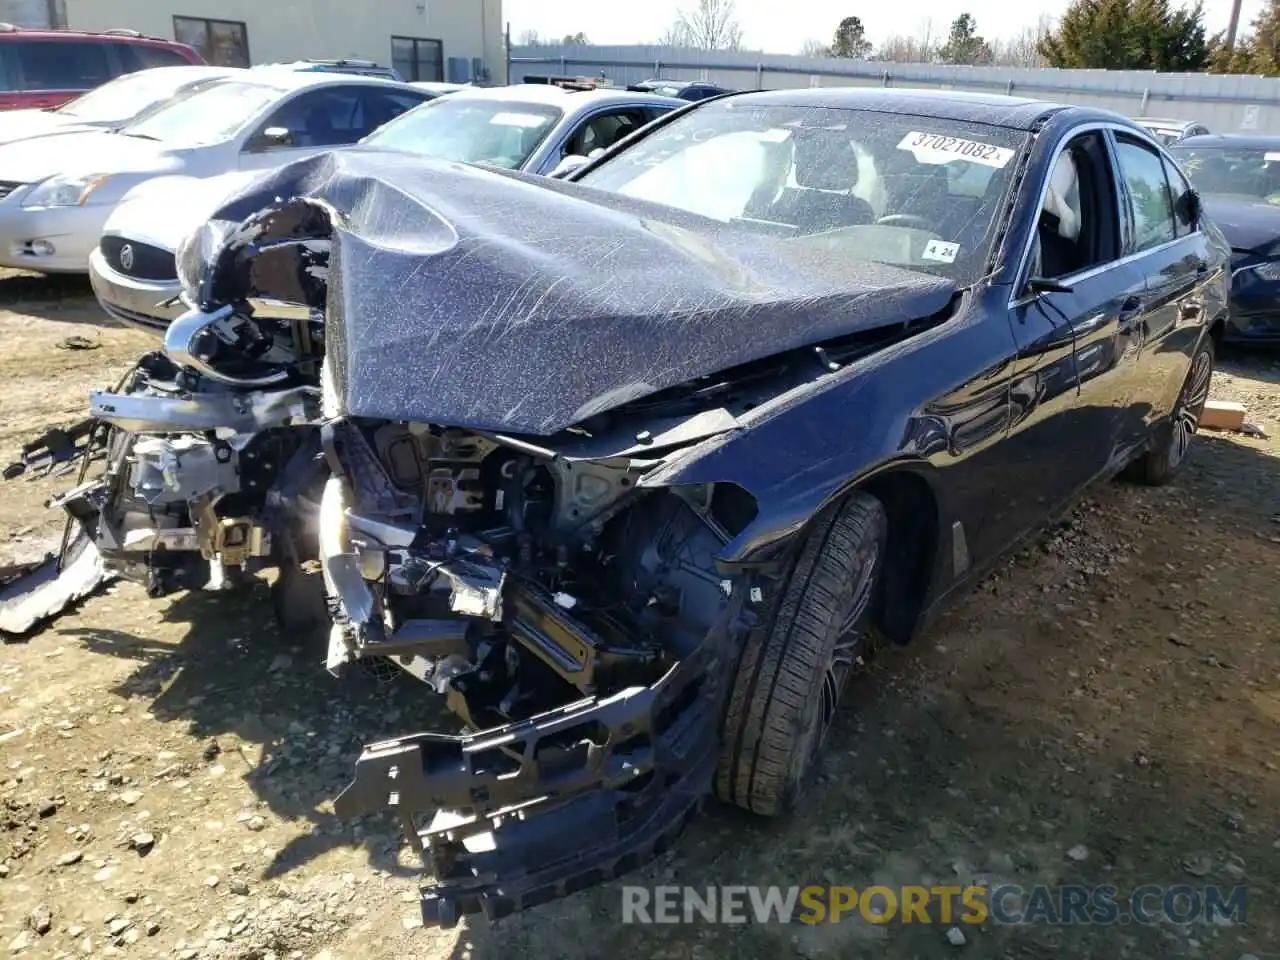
11,87,1230,926
1171,133,1280,346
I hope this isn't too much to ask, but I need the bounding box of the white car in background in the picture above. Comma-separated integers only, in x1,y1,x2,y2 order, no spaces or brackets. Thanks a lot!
0,70,432,274
90,83,684,333
0,65,239,148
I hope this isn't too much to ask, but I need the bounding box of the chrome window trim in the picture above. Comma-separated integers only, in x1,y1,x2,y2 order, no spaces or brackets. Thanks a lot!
1006,120,1201,310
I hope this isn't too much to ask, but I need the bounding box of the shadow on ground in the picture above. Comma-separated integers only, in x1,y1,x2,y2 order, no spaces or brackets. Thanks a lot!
0,272,114,327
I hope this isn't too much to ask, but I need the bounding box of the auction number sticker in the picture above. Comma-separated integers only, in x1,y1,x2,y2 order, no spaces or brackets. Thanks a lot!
898,131,1015,168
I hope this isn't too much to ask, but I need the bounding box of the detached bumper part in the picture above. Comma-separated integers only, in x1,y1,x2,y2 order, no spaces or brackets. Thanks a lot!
335,617,742,927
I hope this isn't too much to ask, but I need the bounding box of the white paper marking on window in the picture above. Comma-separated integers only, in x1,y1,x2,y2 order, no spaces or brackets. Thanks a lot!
490,112,550,128
897,131,1014,169
922,239,960,263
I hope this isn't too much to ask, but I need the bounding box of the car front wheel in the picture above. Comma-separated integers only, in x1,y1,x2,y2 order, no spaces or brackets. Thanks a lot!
715,490,887,817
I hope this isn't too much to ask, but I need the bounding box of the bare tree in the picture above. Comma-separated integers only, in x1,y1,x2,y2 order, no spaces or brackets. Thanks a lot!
799,38,831,57
517,28,542,46
666,0,744,50
991,14,1053,66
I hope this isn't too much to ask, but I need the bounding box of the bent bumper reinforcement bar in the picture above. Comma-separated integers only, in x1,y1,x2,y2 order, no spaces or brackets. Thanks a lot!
334,601,755,928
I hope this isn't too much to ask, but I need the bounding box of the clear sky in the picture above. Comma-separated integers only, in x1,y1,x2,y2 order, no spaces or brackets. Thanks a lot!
504,0,1264,53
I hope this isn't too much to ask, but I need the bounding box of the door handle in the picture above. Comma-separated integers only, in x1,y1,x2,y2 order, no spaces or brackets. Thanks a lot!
1196,262,1211,278
1117,296,1144,323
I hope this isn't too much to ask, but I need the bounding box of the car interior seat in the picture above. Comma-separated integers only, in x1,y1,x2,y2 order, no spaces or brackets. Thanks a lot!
303,106,336,147
1038,150,1083,278
757,135,874,234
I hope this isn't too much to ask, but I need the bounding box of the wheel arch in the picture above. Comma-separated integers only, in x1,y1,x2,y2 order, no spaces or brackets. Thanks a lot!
847,466,943,644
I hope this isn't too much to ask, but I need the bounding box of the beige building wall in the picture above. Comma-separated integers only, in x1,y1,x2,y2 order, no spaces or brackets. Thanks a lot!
63,0,506,82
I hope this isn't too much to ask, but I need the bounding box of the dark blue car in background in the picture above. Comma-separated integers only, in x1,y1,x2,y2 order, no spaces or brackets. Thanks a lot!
1171,134,1280,346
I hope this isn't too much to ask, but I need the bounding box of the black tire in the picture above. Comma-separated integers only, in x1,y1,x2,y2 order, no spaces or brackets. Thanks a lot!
1124,335,1214,487
715,490,887,817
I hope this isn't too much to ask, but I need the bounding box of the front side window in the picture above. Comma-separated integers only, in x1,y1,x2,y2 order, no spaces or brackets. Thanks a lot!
15,40,112,91
563,109,649,157
1169,143,1280,206
253,88,370,149
121,80,282,147
1114,136,1176,253
364,97,562,170
174,16,250,67
576,101,1029,281
392,36,443,83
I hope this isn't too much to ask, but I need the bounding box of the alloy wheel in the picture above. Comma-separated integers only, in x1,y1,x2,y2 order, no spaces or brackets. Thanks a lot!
1169,348,1212,469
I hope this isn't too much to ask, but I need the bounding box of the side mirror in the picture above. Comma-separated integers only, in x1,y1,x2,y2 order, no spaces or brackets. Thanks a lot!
549,154,590,179
247,126,292,152
1025,276,1075,296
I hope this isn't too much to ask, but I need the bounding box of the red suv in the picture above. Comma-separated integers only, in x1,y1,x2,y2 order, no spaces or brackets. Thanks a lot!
0,25,204,111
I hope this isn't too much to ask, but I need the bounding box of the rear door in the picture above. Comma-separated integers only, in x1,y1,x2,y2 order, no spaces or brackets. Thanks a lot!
993,128,1144,549
1109,133,1216,431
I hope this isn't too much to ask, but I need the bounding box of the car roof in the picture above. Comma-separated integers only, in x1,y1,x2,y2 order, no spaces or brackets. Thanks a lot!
1135,117,1201,129
0,25,186,46
1172,133,1280,149
118,65,240,82
231,67,422,93
444,83,686,110
714,87,1075,130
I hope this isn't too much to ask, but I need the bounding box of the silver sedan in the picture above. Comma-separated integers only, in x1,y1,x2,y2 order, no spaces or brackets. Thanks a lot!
90,84,686,334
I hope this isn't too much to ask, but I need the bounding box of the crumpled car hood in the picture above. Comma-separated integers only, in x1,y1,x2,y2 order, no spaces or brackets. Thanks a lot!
187,148,958,435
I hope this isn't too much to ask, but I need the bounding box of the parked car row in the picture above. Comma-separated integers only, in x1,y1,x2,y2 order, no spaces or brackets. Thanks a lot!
0,84,1241,930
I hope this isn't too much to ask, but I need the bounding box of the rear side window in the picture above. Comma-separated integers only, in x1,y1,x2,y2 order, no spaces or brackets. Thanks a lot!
117,43,194,71
14,40,113,91
1162,155,1197,238
1114,135,1176,253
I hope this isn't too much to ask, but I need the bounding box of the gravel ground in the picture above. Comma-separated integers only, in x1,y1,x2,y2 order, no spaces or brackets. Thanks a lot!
1,272,1278,960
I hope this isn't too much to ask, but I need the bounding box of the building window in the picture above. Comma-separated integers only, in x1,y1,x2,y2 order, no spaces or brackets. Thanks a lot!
391,36,443,82
174,16,250,67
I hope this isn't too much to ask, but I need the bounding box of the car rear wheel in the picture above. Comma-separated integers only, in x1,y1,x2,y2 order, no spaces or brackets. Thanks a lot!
715,491,887,817
1125,335,1214,487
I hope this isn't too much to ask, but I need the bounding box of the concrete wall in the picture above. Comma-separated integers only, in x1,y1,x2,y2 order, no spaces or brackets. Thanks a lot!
64,0,505,82
513,43,1280,135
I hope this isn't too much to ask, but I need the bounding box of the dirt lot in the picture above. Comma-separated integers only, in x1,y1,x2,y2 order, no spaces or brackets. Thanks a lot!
1,271,1278,960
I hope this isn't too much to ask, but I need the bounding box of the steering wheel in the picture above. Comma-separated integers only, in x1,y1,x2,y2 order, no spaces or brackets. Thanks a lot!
875,213,934,230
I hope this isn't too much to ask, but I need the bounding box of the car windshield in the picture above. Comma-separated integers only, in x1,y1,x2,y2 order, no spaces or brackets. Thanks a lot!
119,80,283,147
576,101,1028,282
57,70,209,125
364,97,562,169
1169,144,1280,204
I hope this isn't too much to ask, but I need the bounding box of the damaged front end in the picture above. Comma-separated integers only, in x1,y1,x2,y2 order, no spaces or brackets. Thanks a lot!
323,415,767,925
1,199,332,636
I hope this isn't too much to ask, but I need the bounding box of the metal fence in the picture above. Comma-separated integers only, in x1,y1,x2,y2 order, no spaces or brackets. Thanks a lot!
511,43,1280,135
